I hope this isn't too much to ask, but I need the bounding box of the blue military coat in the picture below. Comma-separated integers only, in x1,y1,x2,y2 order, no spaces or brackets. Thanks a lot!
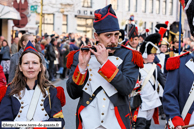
66,46,143,129
0,84,65,129
163,52,194,128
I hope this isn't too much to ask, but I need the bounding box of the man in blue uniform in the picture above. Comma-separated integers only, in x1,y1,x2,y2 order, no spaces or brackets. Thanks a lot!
163,51,194,129
66,4,143,129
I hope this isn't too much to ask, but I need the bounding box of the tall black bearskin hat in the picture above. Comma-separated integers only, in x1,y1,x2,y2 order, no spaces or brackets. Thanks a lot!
169,21,183,43
140,33,161,58
127,25,138,40
155,21,168,32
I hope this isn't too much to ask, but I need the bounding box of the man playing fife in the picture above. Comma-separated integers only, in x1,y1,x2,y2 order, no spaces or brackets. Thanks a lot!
66,4,143,129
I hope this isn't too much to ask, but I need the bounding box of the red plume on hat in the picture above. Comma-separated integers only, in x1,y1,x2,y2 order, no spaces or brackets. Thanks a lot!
165,21,169,27
158,27,167,45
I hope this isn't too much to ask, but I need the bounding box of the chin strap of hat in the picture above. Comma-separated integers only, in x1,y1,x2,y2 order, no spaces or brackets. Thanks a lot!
142,41,160,58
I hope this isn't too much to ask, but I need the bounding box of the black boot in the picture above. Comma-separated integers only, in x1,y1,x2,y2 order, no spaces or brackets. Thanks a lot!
135,118,147,129
145,120,151,129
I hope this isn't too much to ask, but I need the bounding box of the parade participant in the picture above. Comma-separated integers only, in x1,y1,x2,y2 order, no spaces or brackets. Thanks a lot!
168,21,185,57
66,4,143,129
125,25,139,50
155,24,170,75
8,34,46,83
0,41,65,129
134,33,166,129
163,51,194,129
125,15,134,33
139,29,149,44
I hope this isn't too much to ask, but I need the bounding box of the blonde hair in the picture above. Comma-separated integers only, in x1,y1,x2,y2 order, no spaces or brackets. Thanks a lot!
18,34,32,51
41,39,47,46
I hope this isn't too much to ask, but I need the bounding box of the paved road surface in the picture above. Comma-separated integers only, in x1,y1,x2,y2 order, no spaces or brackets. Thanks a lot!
54,79,166,129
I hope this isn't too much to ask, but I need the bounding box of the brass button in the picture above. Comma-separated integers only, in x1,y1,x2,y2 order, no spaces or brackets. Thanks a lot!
86,101,90,105
19,97,22,100
45,114,47,116
87,83,89,86
40,104,43,106
41,99,44,102
42,108,44,111
89,69,92,71
90,74,93,76
18,115,20,118
19,110,22,113
92,94,95,97
87,64,89,66
102,113,104,115
21,106,24,109
89,78,92,81
190,59,193,61
103,98,106,100
101,120,103,123
103,105,105,108
85,88,87,90
99,71,102,73
21,102,24,104
89,98,92,100
116,57,119,60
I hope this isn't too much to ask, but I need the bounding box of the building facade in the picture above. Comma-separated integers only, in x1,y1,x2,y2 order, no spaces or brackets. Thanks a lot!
0,0,21,46
12,0,186,39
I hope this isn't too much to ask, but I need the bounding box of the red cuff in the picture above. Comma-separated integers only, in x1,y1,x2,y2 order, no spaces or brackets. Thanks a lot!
72,65,87,85
171,116,185,127
98,59,119,82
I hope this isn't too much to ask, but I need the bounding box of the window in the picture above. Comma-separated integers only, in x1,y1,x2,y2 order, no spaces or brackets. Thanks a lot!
144,22,147,29
162,0,166,15
82,0,92,8
133,0,137,12
169,0,173,15
149,22,153,33
111,0,118,10
77,18,93,38
37,14,54,35
156,0,160,14
126,0,130,11
142,0,146,13
149,0,153,13
62,15,67,33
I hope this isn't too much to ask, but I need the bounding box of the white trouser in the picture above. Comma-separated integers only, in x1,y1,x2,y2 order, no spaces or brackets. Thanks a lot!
137,108,155,120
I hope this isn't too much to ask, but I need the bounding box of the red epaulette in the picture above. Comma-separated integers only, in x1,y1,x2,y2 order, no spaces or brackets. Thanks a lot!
157,63,162,69
166,51,190,71
56,86,66,107
66,50,79,69
121,45,144,68
0,84,9,103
